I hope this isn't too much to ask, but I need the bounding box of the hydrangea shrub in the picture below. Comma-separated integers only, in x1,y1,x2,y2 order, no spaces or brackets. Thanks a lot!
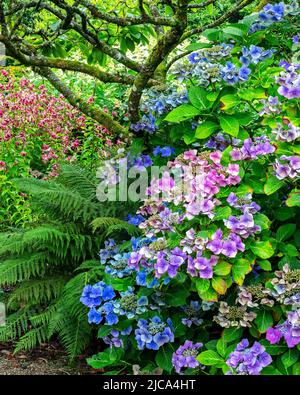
80,2,300,375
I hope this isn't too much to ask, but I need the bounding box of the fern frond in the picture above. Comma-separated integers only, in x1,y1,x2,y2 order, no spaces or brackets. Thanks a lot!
0,253,49,285
105,222,141,237
8,277,66,305
0,307,32,341
14,326,49,354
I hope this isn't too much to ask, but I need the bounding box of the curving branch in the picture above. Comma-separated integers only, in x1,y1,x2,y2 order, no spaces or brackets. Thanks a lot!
35,66,128,138
127,0,190,123
79,0,177,27
182,0,255,40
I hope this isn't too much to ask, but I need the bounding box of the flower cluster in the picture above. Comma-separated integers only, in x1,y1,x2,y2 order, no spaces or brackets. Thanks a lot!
213,301,256,328
226,339,272,375
181,301,204,327
230,137,275,161
80,282,117,325
102,251,134,278
135,316,174,350
126,214,145,226
130,114,158,133
206,132,239,151
272,122,300,142
276,62,300,99
153,146,176,158
220,62,251,84
103,327,132,348
237,284,274,308
259,96,281,116
268,264,300,303
0,71,112,174
189,44,233,62
112,287,148,319
240,45,275,66
141,87,188,116
266,309,300,347
172,341,203,373
273,155,300,179
80,282,149,325
249,1,299,34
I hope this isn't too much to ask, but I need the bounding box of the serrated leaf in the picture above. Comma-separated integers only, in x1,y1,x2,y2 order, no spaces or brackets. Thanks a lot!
258,260,272,271
188,86,210,110
286,190,300,207
232,259,252,285
199,286,218,302
264,174,284,195
292,362,300,375
220,94,240,110
222,327,243,343
219,115,239,137
164,104,200,122
212,277,227,295
197,350,224,366
261,366,282,375
250,241,275,259
259,339,288,355
213,261,232,276
281,349,299,369
213,206,232,221
195,121,219,139
155,344,174,373
195,278,210,294
254,213,270,230
255,309,273,333
276,223,296,242
216,338,227,358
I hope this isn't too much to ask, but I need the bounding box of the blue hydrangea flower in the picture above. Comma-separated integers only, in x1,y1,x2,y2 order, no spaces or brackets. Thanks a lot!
136,268,159,288
130,236,156,251
80,282,115,308
153,146,176,157
181,301,204,327
131,114,158,134
104,252,134,278
99,239,119,264
135,316,174,350
240,45,275,65
249,1,299,34
113,287,148,319
126,214,145,226
88,308,103,324
220,62,251,84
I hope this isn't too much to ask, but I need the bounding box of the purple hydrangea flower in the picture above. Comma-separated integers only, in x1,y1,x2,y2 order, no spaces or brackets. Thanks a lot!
266,310,300,348
226,339,272,375
172,341,203,373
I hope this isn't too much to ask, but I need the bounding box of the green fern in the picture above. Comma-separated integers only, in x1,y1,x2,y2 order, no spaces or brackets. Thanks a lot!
0,164,136,359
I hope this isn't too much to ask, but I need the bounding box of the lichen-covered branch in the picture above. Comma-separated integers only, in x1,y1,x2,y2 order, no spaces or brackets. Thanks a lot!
127,0,190,123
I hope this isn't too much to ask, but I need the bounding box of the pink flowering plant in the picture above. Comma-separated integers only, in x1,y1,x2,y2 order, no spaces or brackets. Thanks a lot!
0,69,116,228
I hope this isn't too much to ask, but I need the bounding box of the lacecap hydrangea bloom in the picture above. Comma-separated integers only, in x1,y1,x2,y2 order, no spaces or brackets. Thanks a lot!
226,339,272,375
266,309,300,347
135,316,174,350
172,341,203,373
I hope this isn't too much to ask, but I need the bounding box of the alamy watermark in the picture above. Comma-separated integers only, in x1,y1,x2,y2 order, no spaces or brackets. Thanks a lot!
0,303,5,327
0,43,6,66
95,157,204,203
